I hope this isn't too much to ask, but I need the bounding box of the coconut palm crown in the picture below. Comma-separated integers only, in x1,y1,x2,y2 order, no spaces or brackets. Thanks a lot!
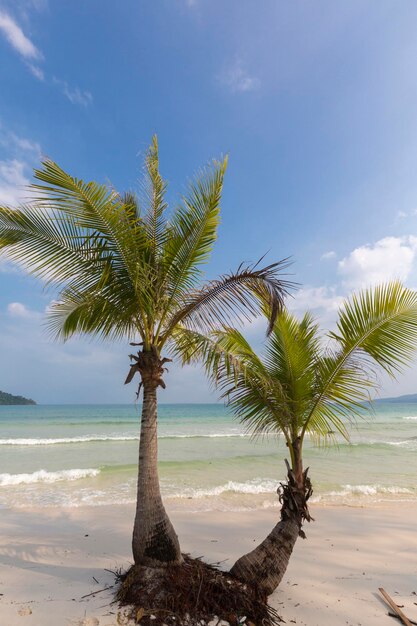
0,136,292,567
185,282,417,594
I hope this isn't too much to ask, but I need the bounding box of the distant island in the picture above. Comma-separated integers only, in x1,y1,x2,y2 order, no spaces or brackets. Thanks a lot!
378,392,417,403
0,390,36,405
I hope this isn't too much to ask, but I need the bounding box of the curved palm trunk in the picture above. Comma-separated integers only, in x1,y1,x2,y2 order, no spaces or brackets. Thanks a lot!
230,439,312,596
132,379,182,566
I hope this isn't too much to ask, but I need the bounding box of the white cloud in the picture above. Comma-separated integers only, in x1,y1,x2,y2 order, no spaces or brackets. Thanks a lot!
53,78,93,107
0,11,41,60
338,236,417,289
321,250,336,260
27,62,44,80
7,302,39,319
0,159,30,204
0,12,92,99
5,132,41,156
0,127,41,156
219,59,260,93
289,286,343,328
397,210,407,219
0,126,42,206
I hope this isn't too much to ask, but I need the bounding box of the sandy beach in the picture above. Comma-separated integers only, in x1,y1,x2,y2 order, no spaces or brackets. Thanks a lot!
0,502,416,626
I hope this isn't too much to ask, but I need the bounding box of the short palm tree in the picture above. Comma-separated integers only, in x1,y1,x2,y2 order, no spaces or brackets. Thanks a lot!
0,136,292,567
187,282,417,594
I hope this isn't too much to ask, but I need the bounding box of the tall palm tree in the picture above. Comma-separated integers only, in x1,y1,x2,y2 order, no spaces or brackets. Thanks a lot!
184,282,417,594
0,136,291,567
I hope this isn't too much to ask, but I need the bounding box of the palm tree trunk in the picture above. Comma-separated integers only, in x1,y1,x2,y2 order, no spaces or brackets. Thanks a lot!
132,379,182,566
230,440,312,596
230,515,300,597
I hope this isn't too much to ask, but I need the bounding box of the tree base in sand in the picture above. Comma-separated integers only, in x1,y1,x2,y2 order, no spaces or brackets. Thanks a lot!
116,555,282,626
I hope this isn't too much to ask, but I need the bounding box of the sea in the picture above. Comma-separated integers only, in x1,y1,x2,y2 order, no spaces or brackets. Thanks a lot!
0,402,416,511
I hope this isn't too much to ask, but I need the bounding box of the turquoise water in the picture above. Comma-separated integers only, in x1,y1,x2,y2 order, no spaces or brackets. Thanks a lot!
0,403,416,510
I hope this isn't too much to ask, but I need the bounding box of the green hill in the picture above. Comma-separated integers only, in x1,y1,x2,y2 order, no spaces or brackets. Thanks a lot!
378,392,417,403
0,390,36,405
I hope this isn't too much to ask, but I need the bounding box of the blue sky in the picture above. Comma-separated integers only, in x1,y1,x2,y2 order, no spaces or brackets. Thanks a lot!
1,0,417,403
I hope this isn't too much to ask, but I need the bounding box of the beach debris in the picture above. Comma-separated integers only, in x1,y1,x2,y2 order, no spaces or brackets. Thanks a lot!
81,585,114,599
388,613,417,626
17,606,32,616
115,554,283,626
117,609,136,625
378,588,413,626
78,619,100,626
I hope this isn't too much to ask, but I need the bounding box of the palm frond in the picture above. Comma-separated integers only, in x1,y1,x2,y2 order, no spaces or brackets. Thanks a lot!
0,204,101,285
302,281,417,441
160,259,293,344
264,311,321,435
142,135,168,258
160,157,227,302
329,281,417,375
46,283,141,341
31,159,147,284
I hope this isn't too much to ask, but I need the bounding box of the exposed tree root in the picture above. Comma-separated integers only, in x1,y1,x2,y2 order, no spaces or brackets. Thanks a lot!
115,554,283,626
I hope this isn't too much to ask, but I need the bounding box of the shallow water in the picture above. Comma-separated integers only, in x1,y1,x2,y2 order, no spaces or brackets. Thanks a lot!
0,402,415,510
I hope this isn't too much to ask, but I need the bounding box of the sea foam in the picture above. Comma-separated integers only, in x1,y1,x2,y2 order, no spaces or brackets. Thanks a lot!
328,484,412,497
171,478,279,499
0,433,249,445
0,468,100,486
0,436,138,446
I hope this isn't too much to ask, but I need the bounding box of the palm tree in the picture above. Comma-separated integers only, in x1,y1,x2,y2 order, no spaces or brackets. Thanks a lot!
185,282,417,595
0,136,292,567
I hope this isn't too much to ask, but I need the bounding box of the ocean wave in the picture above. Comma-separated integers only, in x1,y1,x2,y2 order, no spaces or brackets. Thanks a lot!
0,468,100,486
402,416,417,420
336,439,417,451
0,435,139,446
170,478,279,499
383,439,417,449
0,433,250,446
163,433,249,439
326,484,413,497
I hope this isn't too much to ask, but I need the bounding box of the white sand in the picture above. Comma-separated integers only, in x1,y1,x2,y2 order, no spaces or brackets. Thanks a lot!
0,502,416,625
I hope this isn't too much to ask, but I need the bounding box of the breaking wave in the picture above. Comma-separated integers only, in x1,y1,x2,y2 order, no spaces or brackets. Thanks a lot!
170,478,279,499
0,468,100,486
0,433,249,446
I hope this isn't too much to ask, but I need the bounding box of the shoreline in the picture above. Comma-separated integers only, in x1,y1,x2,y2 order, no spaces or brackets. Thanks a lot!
0,501,416,625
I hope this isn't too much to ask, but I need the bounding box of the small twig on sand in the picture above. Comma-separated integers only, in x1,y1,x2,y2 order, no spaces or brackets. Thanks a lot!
379,588,413,626
389,612,417,626
81,586,114,600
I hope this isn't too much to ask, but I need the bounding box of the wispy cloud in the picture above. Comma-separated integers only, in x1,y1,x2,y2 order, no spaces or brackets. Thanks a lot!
0,159,30,205
53,78,93,107
0,10,44,80
218,58,260,93
0,126,41,206
0,128,41,157
27,62,44,80
321,250,336,261
0,10,41,59
0,10,92,101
